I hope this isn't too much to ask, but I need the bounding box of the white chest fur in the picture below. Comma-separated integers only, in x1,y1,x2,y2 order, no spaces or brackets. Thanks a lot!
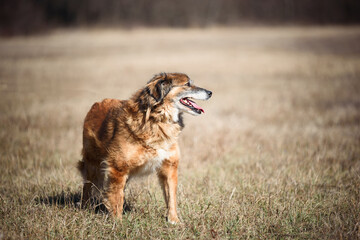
134,148,175,177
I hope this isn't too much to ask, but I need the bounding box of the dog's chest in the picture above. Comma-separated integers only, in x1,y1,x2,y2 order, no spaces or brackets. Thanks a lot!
135,146,174,177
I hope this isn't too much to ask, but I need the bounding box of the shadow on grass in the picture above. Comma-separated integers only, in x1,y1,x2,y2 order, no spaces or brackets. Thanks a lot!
36,191,132,214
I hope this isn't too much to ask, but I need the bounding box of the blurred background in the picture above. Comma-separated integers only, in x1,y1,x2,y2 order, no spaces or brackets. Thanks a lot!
1,0,360,35
1,1,360,239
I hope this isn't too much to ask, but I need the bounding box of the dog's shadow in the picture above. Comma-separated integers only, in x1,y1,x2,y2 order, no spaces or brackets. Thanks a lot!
36,191,132,214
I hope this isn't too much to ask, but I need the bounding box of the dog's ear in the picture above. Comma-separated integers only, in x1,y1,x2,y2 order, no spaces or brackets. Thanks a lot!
136,74,173,112
151,77,172,102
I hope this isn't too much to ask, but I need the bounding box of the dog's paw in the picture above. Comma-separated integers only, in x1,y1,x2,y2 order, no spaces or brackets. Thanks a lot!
167,216,180,225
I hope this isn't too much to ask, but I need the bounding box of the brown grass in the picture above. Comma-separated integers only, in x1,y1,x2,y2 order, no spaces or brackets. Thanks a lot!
1,26,360,239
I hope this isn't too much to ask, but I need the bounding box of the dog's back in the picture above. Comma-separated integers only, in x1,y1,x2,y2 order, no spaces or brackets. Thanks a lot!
84,99,123,140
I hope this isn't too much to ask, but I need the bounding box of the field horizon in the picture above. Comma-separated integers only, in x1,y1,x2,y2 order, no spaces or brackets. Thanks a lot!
1,26,360,239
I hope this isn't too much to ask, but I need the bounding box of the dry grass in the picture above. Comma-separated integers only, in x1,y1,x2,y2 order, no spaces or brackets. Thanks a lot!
1,26,360,239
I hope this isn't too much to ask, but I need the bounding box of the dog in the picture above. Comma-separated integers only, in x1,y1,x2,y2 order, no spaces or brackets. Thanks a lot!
77,72,212,224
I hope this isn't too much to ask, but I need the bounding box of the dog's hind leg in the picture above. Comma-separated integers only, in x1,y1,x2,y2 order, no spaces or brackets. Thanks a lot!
78,159,104,208
91,166,106,204
81,182,92,208
78,160,92,207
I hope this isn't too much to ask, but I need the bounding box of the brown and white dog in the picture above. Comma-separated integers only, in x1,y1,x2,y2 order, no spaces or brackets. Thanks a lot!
78,73,212,224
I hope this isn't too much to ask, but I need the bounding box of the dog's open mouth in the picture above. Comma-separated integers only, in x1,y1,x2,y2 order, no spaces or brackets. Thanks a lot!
180,97,204,114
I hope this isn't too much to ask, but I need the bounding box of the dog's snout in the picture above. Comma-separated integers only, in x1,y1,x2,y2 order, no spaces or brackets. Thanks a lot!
206,90,212,98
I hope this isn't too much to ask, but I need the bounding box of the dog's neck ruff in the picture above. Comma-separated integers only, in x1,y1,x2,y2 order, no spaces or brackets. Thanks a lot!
124,101,182,148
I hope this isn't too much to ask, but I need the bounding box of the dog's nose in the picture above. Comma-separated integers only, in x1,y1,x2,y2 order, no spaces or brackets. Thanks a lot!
206,90,212,98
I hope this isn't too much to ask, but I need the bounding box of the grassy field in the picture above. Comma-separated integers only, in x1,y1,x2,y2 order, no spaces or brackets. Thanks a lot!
1,26,360,239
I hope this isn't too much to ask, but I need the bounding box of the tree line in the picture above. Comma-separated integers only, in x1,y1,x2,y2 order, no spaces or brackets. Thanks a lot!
1,0,360,35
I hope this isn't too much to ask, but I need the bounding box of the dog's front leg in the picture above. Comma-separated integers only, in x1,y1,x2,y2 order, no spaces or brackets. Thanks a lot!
158,159,180,224
105,167,128,220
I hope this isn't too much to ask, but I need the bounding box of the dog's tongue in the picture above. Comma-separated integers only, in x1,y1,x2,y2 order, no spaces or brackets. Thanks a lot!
188,99,205,113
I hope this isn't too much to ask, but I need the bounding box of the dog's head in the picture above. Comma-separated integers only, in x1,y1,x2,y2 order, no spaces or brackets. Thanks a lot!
141,73,212,116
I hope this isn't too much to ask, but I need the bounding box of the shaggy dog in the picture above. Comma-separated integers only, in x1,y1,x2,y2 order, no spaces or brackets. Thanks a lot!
78,73,212,224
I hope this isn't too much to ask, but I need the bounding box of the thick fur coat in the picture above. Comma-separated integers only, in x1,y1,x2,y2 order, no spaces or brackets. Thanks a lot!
78,73,212,223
